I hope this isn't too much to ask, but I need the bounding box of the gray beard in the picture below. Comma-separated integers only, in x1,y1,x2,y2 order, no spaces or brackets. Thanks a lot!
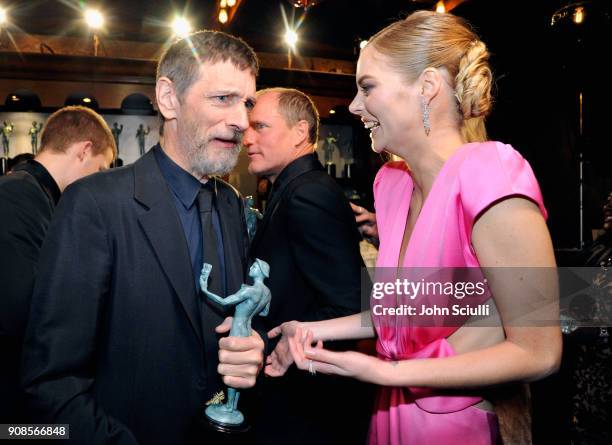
178,126,241,177
185,141,241,177
176,113,242,177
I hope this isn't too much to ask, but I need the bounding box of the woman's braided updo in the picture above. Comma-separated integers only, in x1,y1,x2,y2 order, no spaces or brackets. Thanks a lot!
368,11,493,142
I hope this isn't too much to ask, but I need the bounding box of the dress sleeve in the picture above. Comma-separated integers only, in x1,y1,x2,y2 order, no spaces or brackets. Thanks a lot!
459,142,547,235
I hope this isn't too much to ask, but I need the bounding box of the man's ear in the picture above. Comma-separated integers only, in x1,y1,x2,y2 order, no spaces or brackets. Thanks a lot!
72,140,93,162
156,77,180,121
419,67,443,104
292,120,309,147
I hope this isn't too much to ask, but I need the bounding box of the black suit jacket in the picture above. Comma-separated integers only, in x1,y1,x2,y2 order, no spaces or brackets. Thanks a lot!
248,154,370,444
21,146,250,444
0,161,59,421
249,154,364,328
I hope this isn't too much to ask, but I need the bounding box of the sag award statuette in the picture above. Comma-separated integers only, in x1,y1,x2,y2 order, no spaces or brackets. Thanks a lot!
1,121,15,175
111,123,124,167
135,124,150,157
199,259,271,432
29,121,43,154
243,195,263,242
324,133,338,177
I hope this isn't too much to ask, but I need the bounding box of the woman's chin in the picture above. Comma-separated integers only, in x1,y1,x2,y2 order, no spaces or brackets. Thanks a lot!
371,143,385,154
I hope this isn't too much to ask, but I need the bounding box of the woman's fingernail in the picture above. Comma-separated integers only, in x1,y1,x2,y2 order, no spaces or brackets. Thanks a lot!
305,349,315,356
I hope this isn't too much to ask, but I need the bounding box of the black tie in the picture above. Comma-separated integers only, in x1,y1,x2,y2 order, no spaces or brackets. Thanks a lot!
198,182,223,297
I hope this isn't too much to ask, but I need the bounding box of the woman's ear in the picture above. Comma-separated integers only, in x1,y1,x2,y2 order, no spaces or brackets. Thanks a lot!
420,67,443,104
156,77,180,121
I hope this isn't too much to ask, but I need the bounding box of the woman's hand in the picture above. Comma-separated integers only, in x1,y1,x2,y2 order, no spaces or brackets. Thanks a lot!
288,326,383,384
265,321,300,377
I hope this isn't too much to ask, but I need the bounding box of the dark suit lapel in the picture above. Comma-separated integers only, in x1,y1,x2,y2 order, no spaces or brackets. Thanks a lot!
249,193,279,255
133,148,203,346
250,154,323,256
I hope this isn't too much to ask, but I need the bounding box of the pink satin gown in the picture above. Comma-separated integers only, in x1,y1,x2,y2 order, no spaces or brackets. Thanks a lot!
368,142,547,445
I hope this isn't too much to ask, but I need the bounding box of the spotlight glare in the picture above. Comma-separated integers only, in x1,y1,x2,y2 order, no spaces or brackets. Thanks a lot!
359,39,368,49
220,0,227,7
573,6,584,24
435,1,446,13
284,29,298,49
85,9,104,29
172,17,191,38
0,8,7,25
219,8,228,24
83,97,92,103
329,109,336,114
227,0,236,7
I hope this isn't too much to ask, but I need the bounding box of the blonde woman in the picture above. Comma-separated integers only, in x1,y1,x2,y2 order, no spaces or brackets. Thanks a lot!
268,10,561,444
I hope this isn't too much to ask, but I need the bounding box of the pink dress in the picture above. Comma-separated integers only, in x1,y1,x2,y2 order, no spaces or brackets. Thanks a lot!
368,141,547,445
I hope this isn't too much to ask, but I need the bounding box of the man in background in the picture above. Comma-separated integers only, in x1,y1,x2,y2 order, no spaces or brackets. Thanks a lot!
0,106,116,421
243,88,371,444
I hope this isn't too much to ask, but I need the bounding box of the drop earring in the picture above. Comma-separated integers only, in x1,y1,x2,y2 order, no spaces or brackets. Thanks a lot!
420,95,431,136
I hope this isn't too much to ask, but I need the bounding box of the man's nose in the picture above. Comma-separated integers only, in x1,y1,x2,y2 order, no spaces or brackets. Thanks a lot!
243,127,255,147
228,106,249,133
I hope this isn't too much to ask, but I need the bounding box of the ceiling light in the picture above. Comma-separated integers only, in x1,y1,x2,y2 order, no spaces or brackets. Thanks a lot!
219,9,228,24
85,9,104,29
284,29,298,49
0,7,7,25
227,0,236,7
573,6,584,24
172,17,191,38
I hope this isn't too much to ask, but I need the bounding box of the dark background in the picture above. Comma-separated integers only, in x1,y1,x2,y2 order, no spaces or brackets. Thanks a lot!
3,0,611,251
2,1,611,443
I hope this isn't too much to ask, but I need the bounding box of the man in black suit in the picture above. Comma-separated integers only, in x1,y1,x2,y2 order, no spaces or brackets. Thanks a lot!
0,106,115,422
21,31,264,444
243,88,370,444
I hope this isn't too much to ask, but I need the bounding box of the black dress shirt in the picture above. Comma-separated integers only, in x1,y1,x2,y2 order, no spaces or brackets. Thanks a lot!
153,146,226,294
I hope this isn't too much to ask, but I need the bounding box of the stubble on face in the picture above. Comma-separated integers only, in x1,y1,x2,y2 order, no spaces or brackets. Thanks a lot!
179,111,242,178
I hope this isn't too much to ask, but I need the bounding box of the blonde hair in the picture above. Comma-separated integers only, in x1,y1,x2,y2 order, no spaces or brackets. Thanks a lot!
368,11,493,142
